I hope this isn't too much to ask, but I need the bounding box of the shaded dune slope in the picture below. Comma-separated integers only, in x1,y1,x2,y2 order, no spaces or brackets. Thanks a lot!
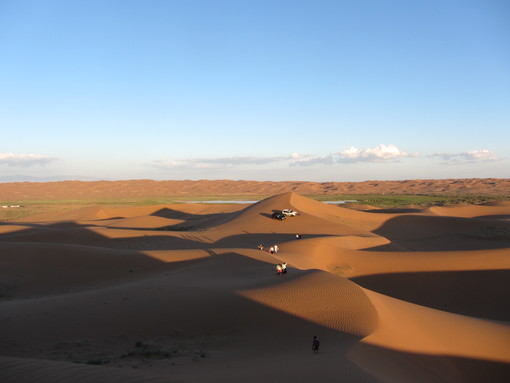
428,201,510,219
353,269,510,322
0,356,173,383
373,213,510,251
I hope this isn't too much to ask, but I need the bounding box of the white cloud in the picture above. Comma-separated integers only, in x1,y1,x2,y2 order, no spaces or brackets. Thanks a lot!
465,149,496,161
428,149,499,165
339,144,415,162
290,154,334,166
291,144,416,166
152,155,296,170
152,145,501,172
0,152,56,167
154,145,418,171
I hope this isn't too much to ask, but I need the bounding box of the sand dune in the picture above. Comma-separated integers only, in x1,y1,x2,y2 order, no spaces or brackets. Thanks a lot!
1,192,509,382
1,178,509,201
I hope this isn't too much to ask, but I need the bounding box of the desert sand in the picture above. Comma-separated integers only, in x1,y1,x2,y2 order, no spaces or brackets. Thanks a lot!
1,192,510,382
0,178,509,200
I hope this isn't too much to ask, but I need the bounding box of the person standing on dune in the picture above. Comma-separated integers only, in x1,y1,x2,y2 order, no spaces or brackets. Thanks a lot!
312,336,320,353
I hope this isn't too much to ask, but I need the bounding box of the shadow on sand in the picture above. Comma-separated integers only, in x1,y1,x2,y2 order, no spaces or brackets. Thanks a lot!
352,269,510,322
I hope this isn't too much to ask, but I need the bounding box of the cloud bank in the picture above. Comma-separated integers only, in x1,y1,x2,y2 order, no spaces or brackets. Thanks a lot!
0,153,56,167
152,154,300,169
151,145,500,171
151,145,415,170
291,144,417,166
428,150,499,165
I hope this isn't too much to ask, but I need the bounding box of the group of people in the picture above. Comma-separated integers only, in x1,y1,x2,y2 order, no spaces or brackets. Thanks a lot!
269,244,279,254
257,244,279,254
256,243,290,276
276,262,287,275
258,235,301,254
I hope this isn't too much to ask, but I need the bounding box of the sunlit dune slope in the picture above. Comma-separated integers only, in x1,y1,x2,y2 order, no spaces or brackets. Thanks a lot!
279,236,510,278
239,270,378,336
362,289,510,363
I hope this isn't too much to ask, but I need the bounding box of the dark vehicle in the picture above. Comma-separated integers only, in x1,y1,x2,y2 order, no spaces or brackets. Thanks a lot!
271,211,286,220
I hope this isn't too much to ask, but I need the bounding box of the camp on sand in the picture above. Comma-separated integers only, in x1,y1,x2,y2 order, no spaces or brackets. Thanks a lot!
1,192,510,382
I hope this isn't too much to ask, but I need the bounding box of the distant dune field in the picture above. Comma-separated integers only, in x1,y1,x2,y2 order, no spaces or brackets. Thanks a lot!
1,192,510,382
0,178,509,201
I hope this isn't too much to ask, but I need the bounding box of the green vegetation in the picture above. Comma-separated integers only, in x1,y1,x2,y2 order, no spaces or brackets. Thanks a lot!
120,340,177,359
308,194,509,208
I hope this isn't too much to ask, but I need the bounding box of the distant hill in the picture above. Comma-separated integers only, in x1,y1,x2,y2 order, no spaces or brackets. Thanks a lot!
0,178,508,201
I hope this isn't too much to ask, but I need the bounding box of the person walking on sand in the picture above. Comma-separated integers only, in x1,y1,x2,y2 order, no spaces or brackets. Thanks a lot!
281,262,287,274
269,246,274,254
274,244,279,253
276,264,283,276
312,336,320,353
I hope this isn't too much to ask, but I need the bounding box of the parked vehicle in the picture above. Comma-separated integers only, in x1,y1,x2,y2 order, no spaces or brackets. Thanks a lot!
282,209,299,216
271,211,286,220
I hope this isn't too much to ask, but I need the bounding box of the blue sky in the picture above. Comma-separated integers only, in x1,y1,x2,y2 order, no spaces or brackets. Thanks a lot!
1,0,509,182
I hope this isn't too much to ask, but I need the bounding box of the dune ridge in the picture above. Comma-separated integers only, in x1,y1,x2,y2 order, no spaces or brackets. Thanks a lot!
1,192,510,382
